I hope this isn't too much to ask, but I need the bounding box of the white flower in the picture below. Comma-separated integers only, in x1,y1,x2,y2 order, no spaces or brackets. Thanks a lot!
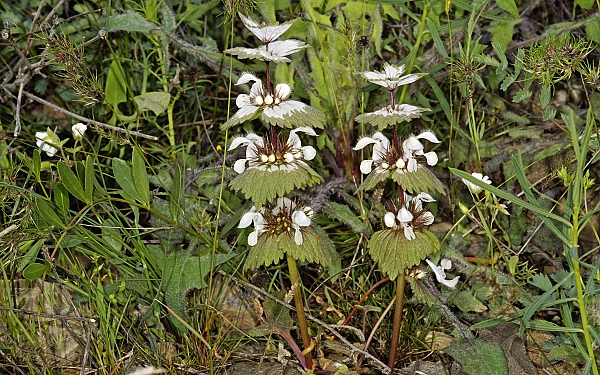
72,123,87,141
425,259,460,288
462,172,492,194
224,74,316,128
402,131,440,172
354,103,428,127
271,198,313,245
228,133,265,173
239,13,294,44
353,132,390,174
229,128,317,173
239,206,266,246
359,63,424,91
354,130,439,175
35,129,60,157
383,193,434,241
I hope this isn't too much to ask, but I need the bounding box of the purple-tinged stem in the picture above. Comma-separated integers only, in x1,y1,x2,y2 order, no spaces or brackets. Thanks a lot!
388,272,406,371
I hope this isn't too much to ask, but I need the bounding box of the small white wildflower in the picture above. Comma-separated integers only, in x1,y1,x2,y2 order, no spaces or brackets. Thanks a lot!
239,206,266,246
35,129,60,157
239,13,293,44
71,123,87,141
462,172,492,194
359,63,424,91
425,259,460,288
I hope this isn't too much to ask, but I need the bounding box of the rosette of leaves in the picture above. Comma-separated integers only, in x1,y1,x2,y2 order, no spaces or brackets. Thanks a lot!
228,128,323,207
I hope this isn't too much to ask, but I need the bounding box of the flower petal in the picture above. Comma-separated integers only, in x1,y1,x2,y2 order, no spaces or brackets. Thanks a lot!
424,151,438,166
248,230,259,246
404,226,416,241
360,159,374,174
440,259,452,270
417,130,440,143
353,136,377,151
416,192,435,202
236,73,261,86
294,228,303,245
291,210,311,227
384,212,396,228
420,212,435,226
397,207,413,223
407,157,418,172
233,158,247,173
239,209,257,228
301,146,316,160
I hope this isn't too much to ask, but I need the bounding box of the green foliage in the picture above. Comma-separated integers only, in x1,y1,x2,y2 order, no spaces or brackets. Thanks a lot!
368,229,439,280
230,165,323,207
244,228,335,271
445,338,508,375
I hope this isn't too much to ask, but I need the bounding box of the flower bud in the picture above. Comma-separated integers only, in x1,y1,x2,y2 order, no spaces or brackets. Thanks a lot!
264,95,274,105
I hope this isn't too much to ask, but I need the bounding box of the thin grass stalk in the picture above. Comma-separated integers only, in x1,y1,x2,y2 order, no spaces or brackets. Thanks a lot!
388,272,405,370
286,253,313,369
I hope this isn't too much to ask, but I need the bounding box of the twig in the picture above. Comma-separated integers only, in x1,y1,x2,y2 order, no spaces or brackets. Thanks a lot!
0,224,18,238
0,305,97,322
219,271,392,374
21,91,159,140
80,319,94,375
14,81,24,137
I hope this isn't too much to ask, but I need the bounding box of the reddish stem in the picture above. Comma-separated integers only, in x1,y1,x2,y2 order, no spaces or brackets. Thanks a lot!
338,277,390,331
388,272,406,371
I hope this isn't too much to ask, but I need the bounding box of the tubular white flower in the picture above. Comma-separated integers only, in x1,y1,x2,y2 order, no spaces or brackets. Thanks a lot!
359,63,423,91
416,192,435,202
239,14,293,44
396,207,413,224
291,210,311,245
426,259,459,288
229,133,264,173
35,130,59,157
239,206,266,246
354,132,391,175
72,123,87,141
462,172,492,194
287,127,317,162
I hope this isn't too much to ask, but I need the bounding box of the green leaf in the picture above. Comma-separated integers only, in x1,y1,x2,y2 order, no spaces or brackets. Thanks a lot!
105,59,135,123
548,344,586,366
148,246,235,330
454,291,487,313
368,229,439,279
35,197,66,229
492,41,508,74
106,10,156,33
23,263,49,281
391,165,446,195
324,202,372,235
17,239,44,273
230,165,323,207
85,155,95,204
112,158,144,204
495,0,519,17
57,162,87,204
33,149,41,181
539,85,551,109
134,92,171,116
543,108,556,121
132,147,150,206
530,273,553,291
445,338,508,375
512,88,532,103
244,228,333,271
170,164,182,223
102,218,122,252
576,0,595,9
585,20,600,44
54,182,70,216
161,3,176,33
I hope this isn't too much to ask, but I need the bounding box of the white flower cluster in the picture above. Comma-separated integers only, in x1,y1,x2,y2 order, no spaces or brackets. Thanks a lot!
229,127,317,173
239,197,313,246
354,130,440,175
225,14,308,63
383,193,435,241
359,63,423,91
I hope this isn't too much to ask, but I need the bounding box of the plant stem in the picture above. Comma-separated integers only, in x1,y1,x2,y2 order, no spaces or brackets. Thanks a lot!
388,272,405,371
286,253,313,369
